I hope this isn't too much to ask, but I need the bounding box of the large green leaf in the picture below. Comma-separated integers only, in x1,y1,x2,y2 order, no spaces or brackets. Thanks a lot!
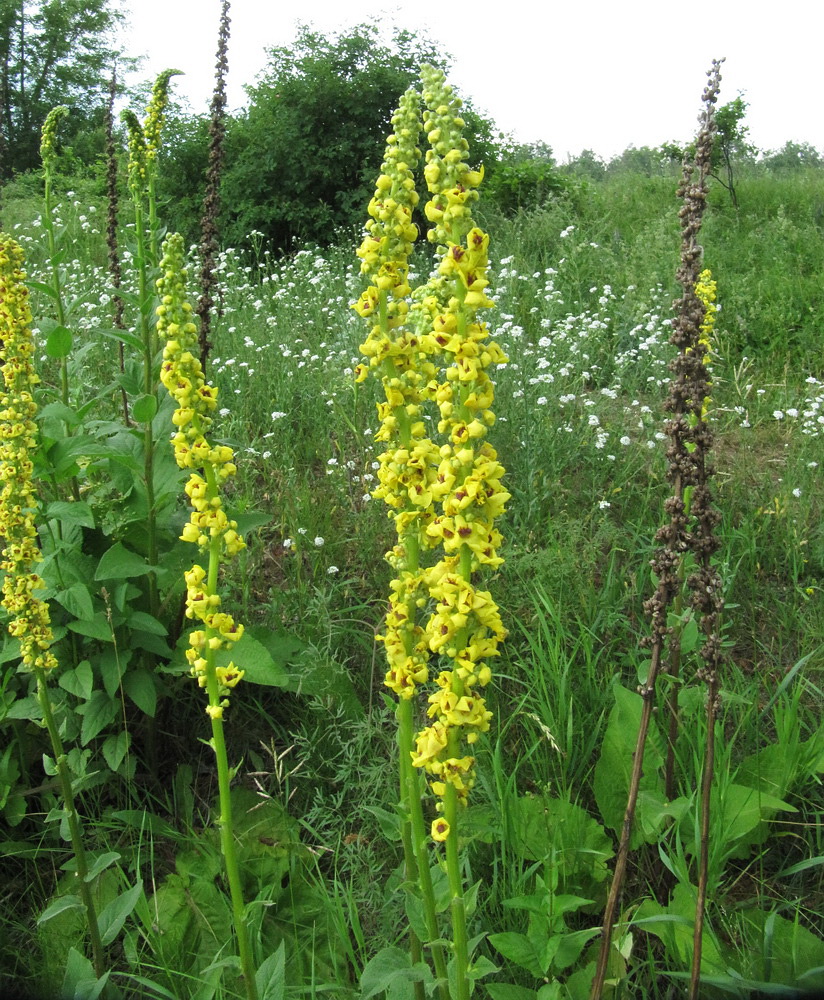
256,941,286,1000
45,500,95,528
592,683,667,848
78,690,118,744
97,883,142,946
123,669,157,717
95,543,152,581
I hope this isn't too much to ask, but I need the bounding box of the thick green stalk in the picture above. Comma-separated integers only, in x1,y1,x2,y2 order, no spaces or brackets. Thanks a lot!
399,698,451,999
443,766,469,1000
389,335,450,998
131,191,159,616
42,169,69,409
34,667,106,980
203,468,258,1000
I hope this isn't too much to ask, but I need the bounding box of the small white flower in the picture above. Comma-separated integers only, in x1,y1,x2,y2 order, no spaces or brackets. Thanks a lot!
327,565,339,575
271,411,286,420
283,538,293,550
792,488,802,498
599,500,611,509
620,436,631,446
773,410,785,420
314,536,324,547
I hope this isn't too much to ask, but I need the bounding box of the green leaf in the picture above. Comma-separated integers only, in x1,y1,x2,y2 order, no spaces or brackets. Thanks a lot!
132,393,158,423
235,511,272,535
126,611,167,636
58,660,94,700
99,646,127,697
97,883,142,946
363,805,402,842
95,543,152,581
487,986,537,1000
110,809,176,839
360,946,432,1000
26,278,60,300
488,932,545,979
61,946,110,1000
67,615,114,643
45,325,73,358
45,500,95,528
97,327,146,353
79,690,118,744
593,683,666,847
3,793,26,826
102,731,130,772
54,583,95,621
84,851,121,883
256,941,286,1000
553,927,602,971
123,669,157,717
37,893,83,925
214,632,288,688
6,695,42,721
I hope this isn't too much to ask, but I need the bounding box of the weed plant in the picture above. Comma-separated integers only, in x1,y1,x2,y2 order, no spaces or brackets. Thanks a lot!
0,62,822,1000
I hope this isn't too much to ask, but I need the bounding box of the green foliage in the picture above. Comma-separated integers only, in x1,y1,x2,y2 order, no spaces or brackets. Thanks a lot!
485,141,573,216
219,24,496,250
0,0,126,178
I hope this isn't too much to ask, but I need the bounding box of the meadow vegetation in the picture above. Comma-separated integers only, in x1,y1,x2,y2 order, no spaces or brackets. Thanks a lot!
0,32,822,1000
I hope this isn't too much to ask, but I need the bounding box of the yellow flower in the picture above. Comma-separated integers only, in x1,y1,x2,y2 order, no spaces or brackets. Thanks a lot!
157,234,246,716
0,235,57,672
431,817,450,842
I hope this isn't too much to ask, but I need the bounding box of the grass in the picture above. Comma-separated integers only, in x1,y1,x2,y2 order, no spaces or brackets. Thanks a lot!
0,160,822,998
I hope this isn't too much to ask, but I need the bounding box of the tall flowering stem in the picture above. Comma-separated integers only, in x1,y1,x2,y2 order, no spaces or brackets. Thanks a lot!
411,66,508,1000
354,88,449,997
0,235,106,979
157,233,257,1000
104,66,129,423
40,107,70,410
589,60,722,1000
197,0,231,371
663,267,717,801
120,71,180,620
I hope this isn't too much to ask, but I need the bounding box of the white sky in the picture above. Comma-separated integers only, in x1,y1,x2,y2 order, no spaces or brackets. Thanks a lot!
119,0,823,161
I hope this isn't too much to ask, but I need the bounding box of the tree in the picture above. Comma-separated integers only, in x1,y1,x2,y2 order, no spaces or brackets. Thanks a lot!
709,95,756,208
484,140,572,215
0,0,124,178
761,140,823,171
219,23,498,250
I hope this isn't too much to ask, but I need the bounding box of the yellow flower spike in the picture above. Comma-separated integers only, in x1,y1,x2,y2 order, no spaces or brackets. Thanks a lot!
157,233,246,716
120,109,148,193
144,69,183,165
0,236,57,672
40,106,69,172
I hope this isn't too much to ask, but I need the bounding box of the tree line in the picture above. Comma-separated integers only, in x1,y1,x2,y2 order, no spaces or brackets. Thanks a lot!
2,0,822,251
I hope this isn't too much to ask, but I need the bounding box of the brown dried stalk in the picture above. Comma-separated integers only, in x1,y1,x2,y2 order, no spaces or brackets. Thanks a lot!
589,59,722,1000
104,64,129,424
196,0,231,372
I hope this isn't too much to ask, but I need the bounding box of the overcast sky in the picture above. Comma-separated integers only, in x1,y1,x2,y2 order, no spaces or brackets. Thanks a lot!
119,0,823,161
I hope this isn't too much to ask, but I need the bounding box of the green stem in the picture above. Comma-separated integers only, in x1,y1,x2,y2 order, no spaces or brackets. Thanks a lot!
444,777,469,1000
34,666,106,980
399,699,451,1000
132,190,159,617
202,470,258,1000
42,166,81,501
